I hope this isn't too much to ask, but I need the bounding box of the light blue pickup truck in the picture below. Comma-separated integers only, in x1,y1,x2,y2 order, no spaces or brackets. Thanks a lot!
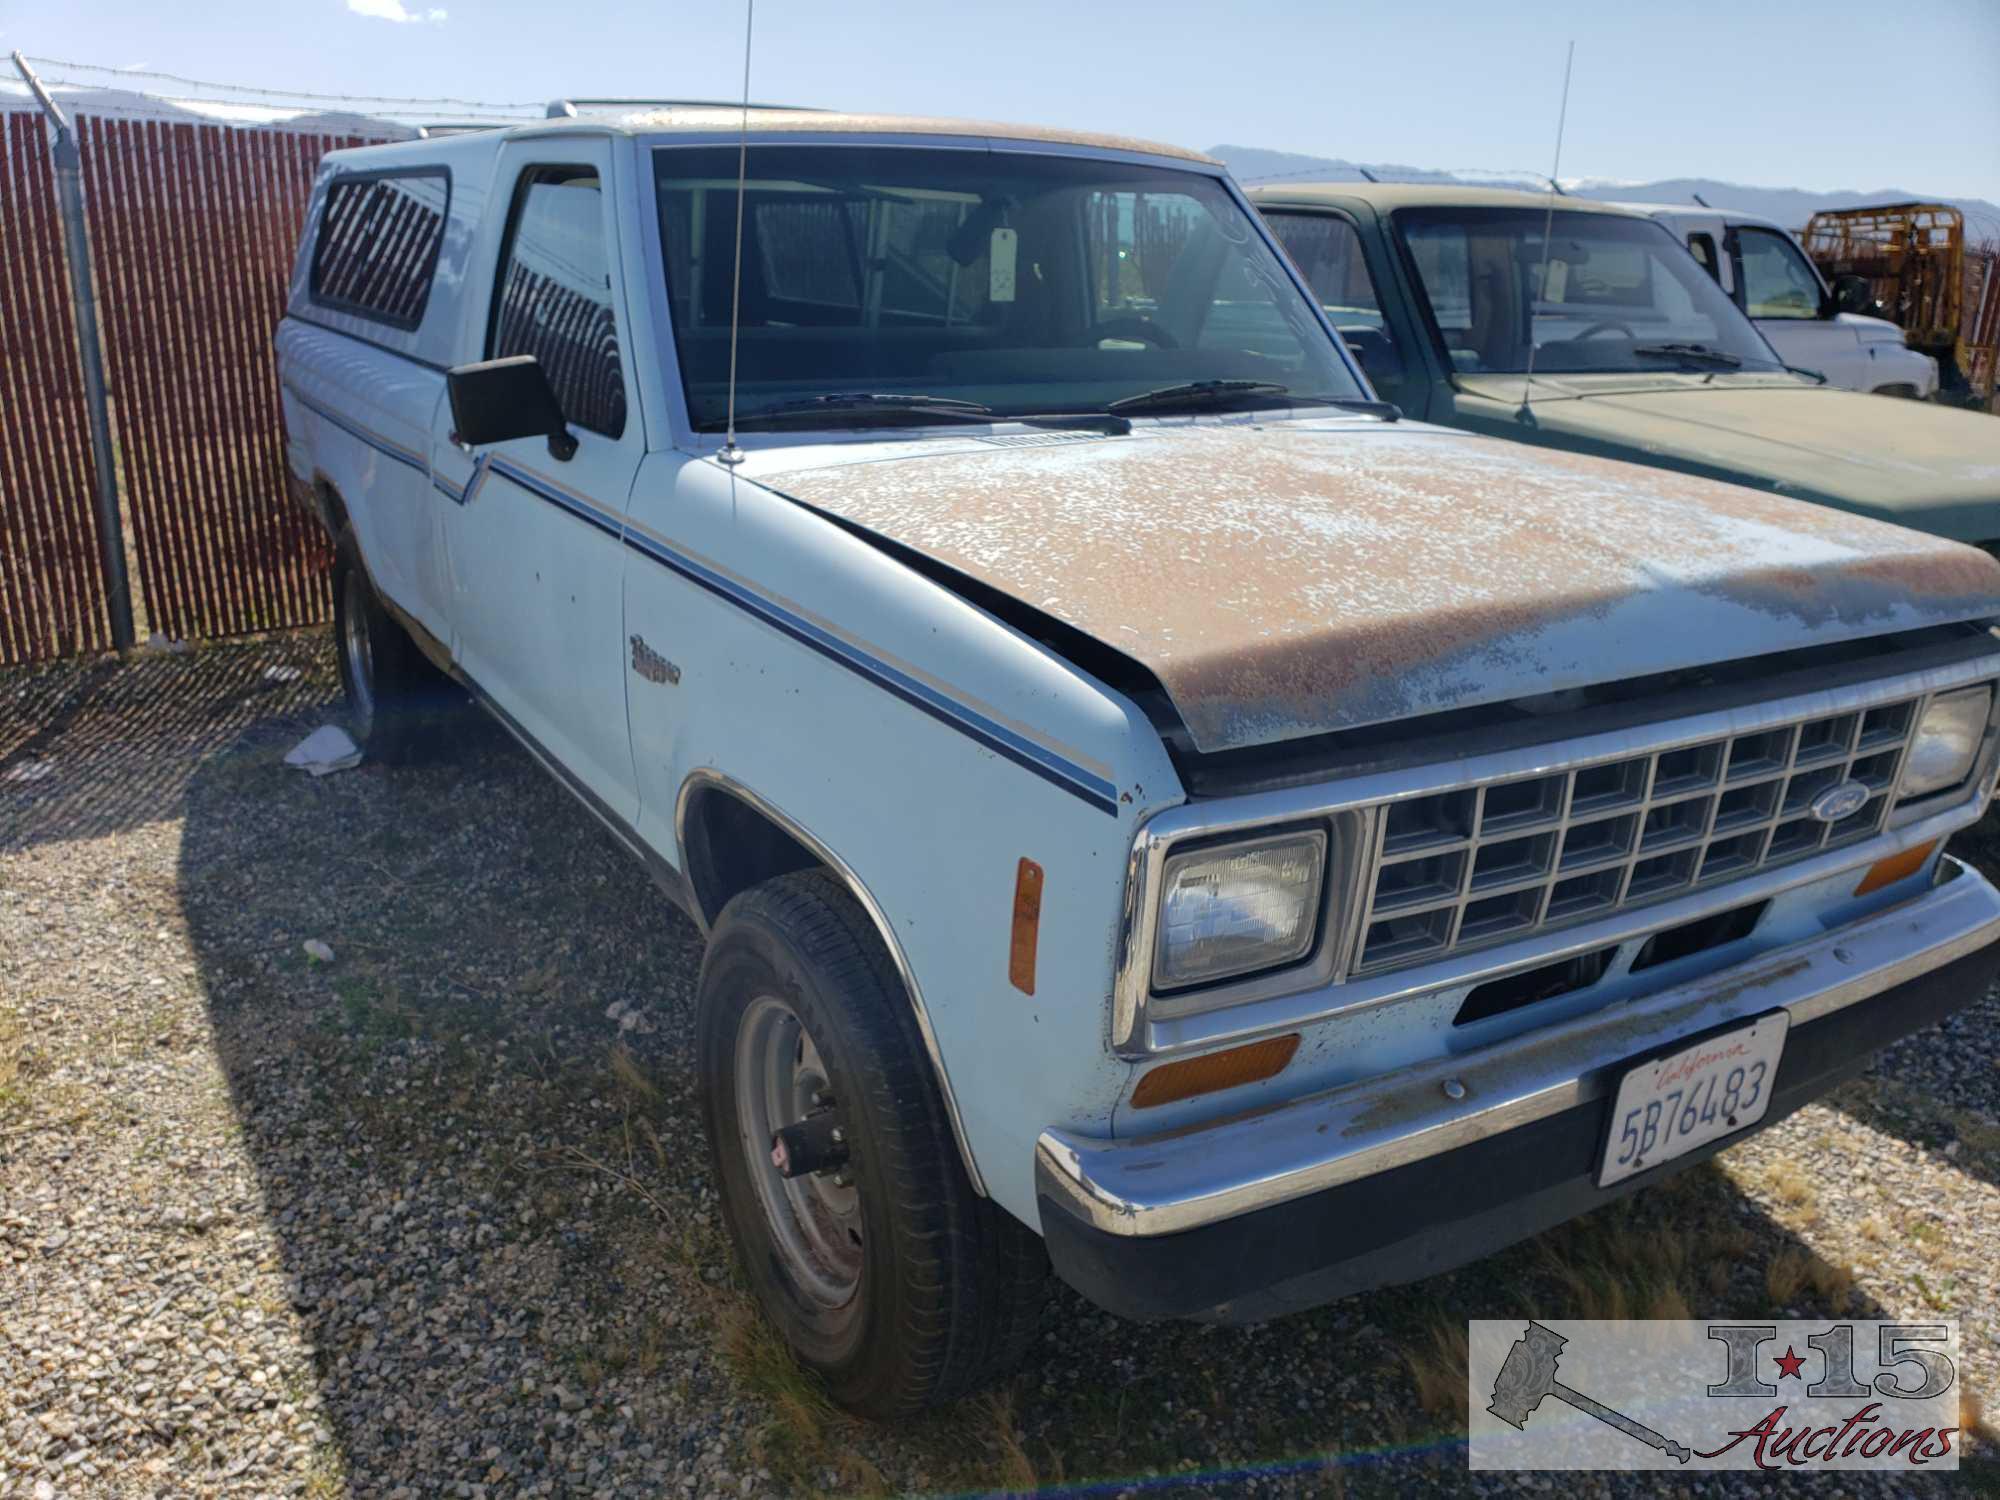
279,104,2000,1415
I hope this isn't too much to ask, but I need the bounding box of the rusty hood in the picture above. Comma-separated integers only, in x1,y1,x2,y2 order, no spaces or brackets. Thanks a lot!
744,420,2000,754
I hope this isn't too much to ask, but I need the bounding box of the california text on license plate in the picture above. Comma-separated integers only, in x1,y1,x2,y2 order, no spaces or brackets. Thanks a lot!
1597,1014,1789,1187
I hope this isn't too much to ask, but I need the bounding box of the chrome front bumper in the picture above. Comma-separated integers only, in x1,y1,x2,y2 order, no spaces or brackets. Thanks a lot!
1038,854,2000,1241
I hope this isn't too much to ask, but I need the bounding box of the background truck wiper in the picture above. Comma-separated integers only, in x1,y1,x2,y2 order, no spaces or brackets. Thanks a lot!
1630,343,1743,369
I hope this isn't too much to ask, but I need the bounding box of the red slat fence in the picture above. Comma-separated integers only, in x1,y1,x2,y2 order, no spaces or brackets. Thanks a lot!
0,108,392,665
0,109,112,663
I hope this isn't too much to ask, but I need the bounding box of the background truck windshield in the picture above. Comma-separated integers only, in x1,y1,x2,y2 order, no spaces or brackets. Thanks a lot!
1393,207,1786,376
653,145,1362,429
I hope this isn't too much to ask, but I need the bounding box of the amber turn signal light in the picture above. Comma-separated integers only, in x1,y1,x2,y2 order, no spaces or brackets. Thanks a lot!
1008,858,1043,995
1131,1033,1301,1110
1853,839,1937,898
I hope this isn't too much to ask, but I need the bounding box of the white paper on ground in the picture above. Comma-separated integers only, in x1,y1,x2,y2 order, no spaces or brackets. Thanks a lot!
284,725,362,777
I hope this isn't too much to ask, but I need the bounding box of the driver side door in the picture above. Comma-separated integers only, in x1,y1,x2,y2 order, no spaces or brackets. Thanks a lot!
1731,225,1863,387
436,138,643,822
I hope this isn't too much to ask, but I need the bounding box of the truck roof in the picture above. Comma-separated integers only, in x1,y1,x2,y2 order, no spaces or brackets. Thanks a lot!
1246,181,1653,216
324,106,1216,170
1615,201,1791,233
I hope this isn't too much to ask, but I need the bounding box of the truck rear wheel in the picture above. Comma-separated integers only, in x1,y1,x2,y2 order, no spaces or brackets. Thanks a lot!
331,531,454,763
697,869,1047,1417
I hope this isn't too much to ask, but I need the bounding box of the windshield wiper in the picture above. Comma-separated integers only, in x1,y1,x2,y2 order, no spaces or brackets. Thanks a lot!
1108,380,1396,419
1108,379,1294,415
1630,343,1743,370
722,392,996,431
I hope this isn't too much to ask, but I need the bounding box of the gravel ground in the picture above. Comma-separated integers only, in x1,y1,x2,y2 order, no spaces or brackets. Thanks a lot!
3,635,1998,1498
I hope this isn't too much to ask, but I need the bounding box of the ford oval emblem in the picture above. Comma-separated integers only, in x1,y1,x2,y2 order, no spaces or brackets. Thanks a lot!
1809,779,1870,824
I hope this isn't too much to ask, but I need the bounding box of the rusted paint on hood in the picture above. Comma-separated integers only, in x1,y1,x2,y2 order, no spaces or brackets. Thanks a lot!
747,421,2000,754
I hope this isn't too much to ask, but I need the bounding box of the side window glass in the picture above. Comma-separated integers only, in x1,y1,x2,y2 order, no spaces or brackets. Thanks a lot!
750,194,973,325
1084,190,1199,323
1266,212,1381,318
1736,227,1821,320
874,195,982,323
491,167,626,438
310,171,449,328
1687,232,1720,282
1405,222,1473,330
1264,210,1408,388
1080,187,1319,364
1403,220,1488,373
756,197,864,310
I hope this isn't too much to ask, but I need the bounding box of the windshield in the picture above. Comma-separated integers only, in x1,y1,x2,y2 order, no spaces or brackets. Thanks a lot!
653,145,1363,429
1392,207,1788,376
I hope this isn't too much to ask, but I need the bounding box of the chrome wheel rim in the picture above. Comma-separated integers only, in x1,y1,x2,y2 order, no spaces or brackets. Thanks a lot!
341,569,376,736
734,996,862,1308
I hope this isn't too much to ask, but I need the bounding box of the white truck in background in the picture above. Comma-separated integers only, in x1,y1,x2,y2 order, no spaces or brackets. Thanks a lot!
1635,204,1939,398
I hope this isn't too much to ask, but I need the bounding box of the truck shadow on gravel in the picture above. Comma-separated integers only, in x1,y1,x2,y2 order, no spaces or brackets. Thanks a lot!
167,650,1982,1497
1,636,334,858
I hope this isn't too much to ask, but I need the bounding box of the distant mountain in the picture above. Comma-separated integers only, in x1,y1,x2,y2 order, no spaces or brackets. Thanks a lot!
1212,145,2000,238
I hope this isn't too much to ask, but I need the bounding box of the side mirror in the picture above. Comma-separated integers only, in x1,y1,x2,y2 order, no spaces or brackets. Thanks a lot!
1830,273,1876,317
1340,326,1407,391
446,355,577,462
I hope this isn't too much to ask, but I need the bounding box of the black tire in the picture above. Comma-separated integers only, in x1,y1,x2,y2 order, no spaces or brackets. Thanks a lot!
698,869,1047,1417
331,529,455,763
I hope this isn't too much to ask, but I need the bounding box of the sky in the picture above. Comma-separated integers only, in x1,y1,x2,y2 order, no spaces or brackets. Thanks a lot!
5,0,1998,202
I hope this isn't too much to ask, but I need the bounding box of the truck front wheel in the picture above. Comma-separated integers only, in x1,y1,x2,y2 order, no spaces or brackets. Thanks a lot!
697,869,1046,1417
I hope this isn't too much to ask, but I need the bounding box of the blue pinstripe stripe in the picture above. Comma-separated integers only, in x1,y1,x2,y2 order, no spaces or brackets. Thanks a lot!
286,388,1122,814
618,526,1122,814
283,382,427,474
483,461,1120,813
487,459,622,539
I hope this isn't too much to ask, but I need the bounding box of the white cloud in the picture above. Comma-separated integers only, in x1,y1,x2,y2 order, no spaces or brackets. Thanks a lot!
346,0,447,22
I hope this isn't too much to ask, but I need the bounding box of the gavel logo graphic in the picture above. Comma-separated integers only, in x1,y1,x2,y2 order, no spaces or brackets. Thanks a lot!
1488,1321,1693,1464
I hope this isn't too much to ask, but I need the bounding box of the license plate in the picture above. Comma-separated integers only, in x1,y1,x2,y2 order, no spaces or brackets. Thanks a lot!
1597,1014,1788,1187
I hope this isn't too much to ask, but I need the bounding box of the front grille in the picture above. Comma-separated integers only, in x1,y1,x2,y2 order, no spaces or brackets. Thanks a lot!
1353,697,1921,975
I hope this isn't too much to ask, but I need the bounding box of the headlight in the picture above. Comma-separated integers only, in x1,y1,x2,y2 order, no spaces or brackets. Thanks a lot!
1899,686,1991,800
1154,828,1326,990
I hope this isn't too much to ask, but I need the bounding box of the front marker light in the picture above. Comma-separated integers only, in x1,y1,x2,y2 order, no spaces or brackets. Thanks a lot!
1899,686,1992,800
1154,828,1327,990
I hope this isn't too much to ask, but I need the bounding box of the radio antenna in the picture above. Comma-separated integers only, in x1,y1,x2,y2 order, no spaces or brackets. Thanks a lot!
1519,40,1575,417
718,0,755,465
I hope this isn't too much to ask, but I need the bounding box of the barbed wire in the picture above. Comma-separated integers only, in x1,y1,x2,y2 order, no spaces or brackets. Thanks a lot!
20,53,541,113
19,53,1999,231
20,80,524,125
